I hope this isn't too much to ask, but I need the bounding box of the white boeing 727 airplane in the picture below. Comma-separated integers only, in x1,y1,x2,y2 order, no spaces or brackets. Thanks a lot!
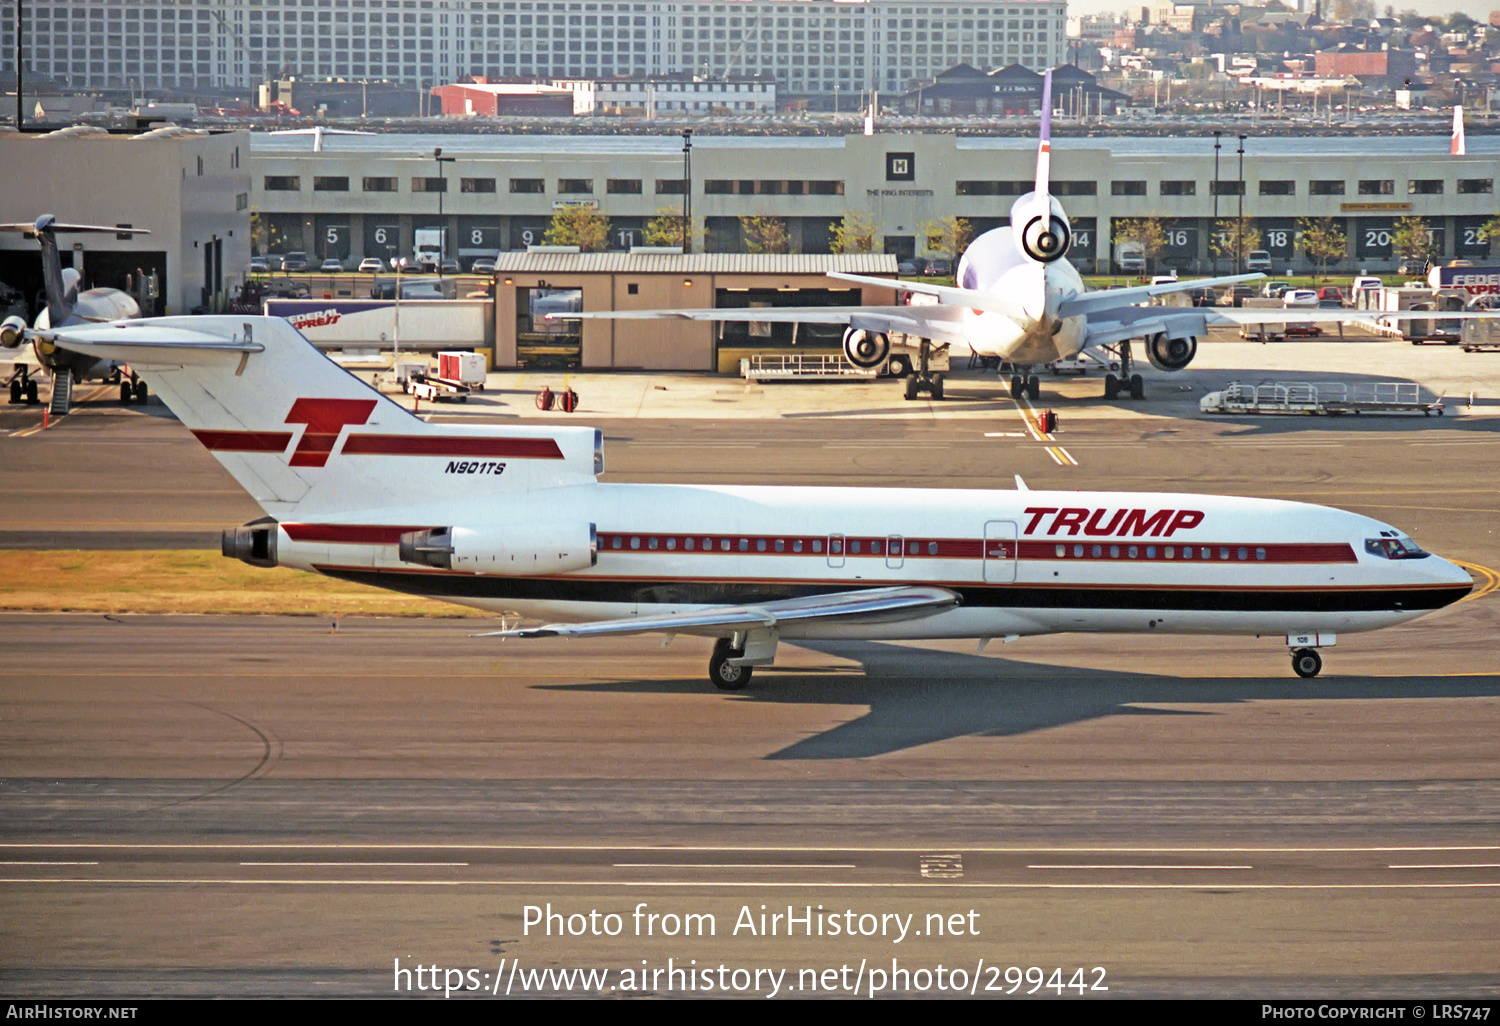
588,71,1497,402
28,314,1473,688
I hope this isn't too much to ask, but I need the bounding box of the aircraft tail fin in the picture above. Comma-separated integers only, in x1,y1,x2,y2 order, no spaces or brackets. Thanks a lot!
0,215,151,326
30,316,601,521
1033,69,1053,203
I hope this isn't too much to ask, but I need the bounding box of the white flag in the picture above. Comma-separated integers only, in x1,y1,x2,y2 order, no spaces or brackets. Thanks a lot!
1451,105,1465,156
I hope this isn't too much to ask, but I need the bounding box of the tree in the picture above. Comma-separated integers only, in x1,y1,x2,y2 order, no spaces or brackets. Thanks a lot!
829,211,879,254
249,207,270,257
1210,218,1263,270
543,205,611,252
1298,217,1347,280
1112,217,1168,276
740,215,790,254
916,216,974,265
643,206,705,251
1476,214,1500,247
1391,216,1435,262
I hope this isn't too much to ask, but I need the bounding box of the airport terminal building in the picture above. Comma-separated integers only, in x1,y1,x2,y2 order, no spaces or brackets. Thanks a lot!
251,132,1498,274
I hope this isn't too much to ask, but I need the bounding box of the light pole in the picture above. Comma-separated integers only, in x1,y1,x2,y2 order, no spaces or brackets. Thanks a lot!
681,129,693,254
434,146,454,275
1237,134,1247,272
1212,131,1221,276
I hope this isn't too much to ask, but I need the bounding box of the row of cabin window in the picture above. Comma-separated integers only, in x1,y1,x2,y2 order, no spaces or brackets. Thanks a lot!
606,536,944,555
1055,543,1266,561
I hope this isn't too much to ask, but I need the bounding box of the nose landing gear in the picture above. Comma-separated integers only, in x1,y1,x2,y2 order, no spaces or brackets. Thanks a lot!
1291,648,1323,679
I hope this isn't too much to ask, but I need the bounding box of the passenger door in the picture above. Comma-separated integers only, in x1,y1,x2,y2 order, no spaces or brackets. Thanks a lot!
982,520,1017,583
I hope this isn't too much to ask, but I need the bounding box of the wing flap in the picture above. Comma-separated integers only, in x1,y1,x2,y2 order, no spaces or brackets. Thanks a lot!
476,585,960,639
827,272,1030,320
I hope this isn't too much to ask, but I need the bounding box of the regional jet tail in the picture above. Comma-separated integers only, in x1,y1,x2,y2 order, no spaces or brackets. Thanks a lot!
32,315,1474,686
0,214,152,413
577,69,1500,405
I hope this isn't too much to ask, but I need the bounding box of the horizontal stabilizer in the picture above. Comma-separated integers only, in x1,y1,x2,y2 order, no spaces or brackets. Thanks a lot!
827,271,1031,320
1058,274,1265,319
29,320,263,367
477,585,960,639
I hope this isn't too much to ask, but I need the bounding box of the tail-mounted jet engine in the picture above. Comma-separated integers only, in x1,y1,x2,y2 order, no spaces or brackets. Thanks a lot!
223,519,280,568
0,315,25,349
842,327,890,369
1019,213,1071,263
399,523,597,574
1146,332,1198,372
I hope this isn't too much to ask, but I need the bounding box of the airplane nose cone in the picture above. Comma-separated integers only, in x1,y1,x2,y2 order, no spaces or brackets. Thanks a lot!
1426,555,1477,608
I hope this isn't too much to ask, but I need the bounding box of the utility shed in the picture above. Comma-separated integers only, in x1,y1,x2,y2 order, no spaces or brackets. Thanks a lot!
489,250,900,373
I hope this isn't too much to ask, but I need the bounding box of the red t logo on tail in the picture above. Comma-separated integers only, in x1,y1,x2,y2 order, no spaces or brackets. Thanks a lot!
285,398,378,467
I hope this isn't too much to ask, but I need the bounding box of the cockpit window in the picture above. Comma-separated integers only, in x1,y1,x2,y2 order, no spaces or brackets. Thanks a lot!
1364,536,1429,560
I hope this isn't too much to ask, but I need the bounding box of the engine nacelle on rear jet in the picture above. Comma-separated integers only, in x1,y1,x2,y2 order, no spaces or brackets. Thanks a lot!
842,327,889,369
0,315,26,349
399,523,597,574
1146,332,1198,372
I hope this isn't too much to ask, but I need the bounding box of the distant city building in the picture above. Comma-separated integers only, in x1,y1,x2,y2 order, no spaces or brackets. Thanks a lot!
1314,47,1417,85
258,77,420,118
567,76,778,116
897,63,1127,116
432,81,579,117
0,0,1067,99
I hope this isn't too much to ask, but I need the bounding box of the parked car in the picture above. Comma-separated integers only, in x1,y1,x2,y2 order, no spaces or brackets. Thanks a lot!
263,279,311,299
469,257,497,275
924,257,952,277
281,252,309,272
319,258,345,272
1189,287,1218,306
897,260,923,275
1316,286,1344,308
1397,257,1427,277
1244,250,1273,273
1260,281,1292,298
439,258,462,275
1282,289,1318,308
249,256,269,274
357,257,386,273
1217,285,1258,307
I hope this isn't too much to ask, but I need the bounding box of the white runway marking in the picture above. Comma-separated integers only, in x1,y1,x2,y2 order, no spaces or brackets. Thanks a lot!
613,863,856,869
0,861,99,866
240,861,470,867
1028,864,1254,871
6,843,1500,854
1388,863,1500,870
5,878,1500,891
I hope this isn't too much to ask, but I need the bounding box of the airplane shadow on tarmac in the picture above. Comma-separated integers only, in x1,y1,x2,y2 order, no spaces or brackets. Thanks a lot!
539,639,1500,760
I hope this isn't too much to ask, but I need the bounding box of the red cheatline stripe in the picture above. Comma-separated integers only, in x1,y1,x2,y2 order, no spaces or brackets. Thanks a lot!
192,430,293,453
284,524,428,544
340,435,565,459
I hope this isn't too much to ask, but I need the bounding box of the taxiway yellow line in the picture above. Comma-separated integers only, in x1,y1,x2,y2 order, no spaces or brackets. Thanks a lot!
1453,559,1500,603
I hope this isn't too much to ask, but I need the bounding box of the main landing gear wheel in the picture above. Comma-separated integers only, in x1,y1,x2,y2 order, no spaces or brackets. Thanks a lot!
1129,373,1144,400
1291,648,1323,679
904,375,921,401
25,380,38,404
8,379,20,404
1104,373,1119,400
1009,375,1023,399
1027,374,1040,400
709,638,751,691
133,379,148,404
120,381,133,404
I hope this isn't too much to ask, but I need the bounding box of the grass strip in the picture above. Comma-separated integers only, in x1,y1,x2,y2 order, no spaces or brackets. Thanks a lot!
0,550,486,617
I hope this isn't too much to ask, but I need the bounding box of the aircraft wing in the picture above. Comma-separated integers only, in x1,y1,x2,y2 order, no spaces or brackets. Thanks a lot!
1081,305,1498,350
475,585,960,639
1057,274,1265,319
568,304,972,346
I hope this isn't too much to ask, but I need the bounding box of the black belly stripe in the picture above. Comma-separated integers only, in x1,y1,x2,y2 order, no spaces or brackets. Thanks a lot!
316,567,1469,614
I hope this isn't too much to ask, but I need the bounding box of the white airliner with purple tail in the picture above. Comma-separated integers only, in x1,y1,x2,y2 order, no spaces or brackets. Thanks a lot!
591,71,1497,402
